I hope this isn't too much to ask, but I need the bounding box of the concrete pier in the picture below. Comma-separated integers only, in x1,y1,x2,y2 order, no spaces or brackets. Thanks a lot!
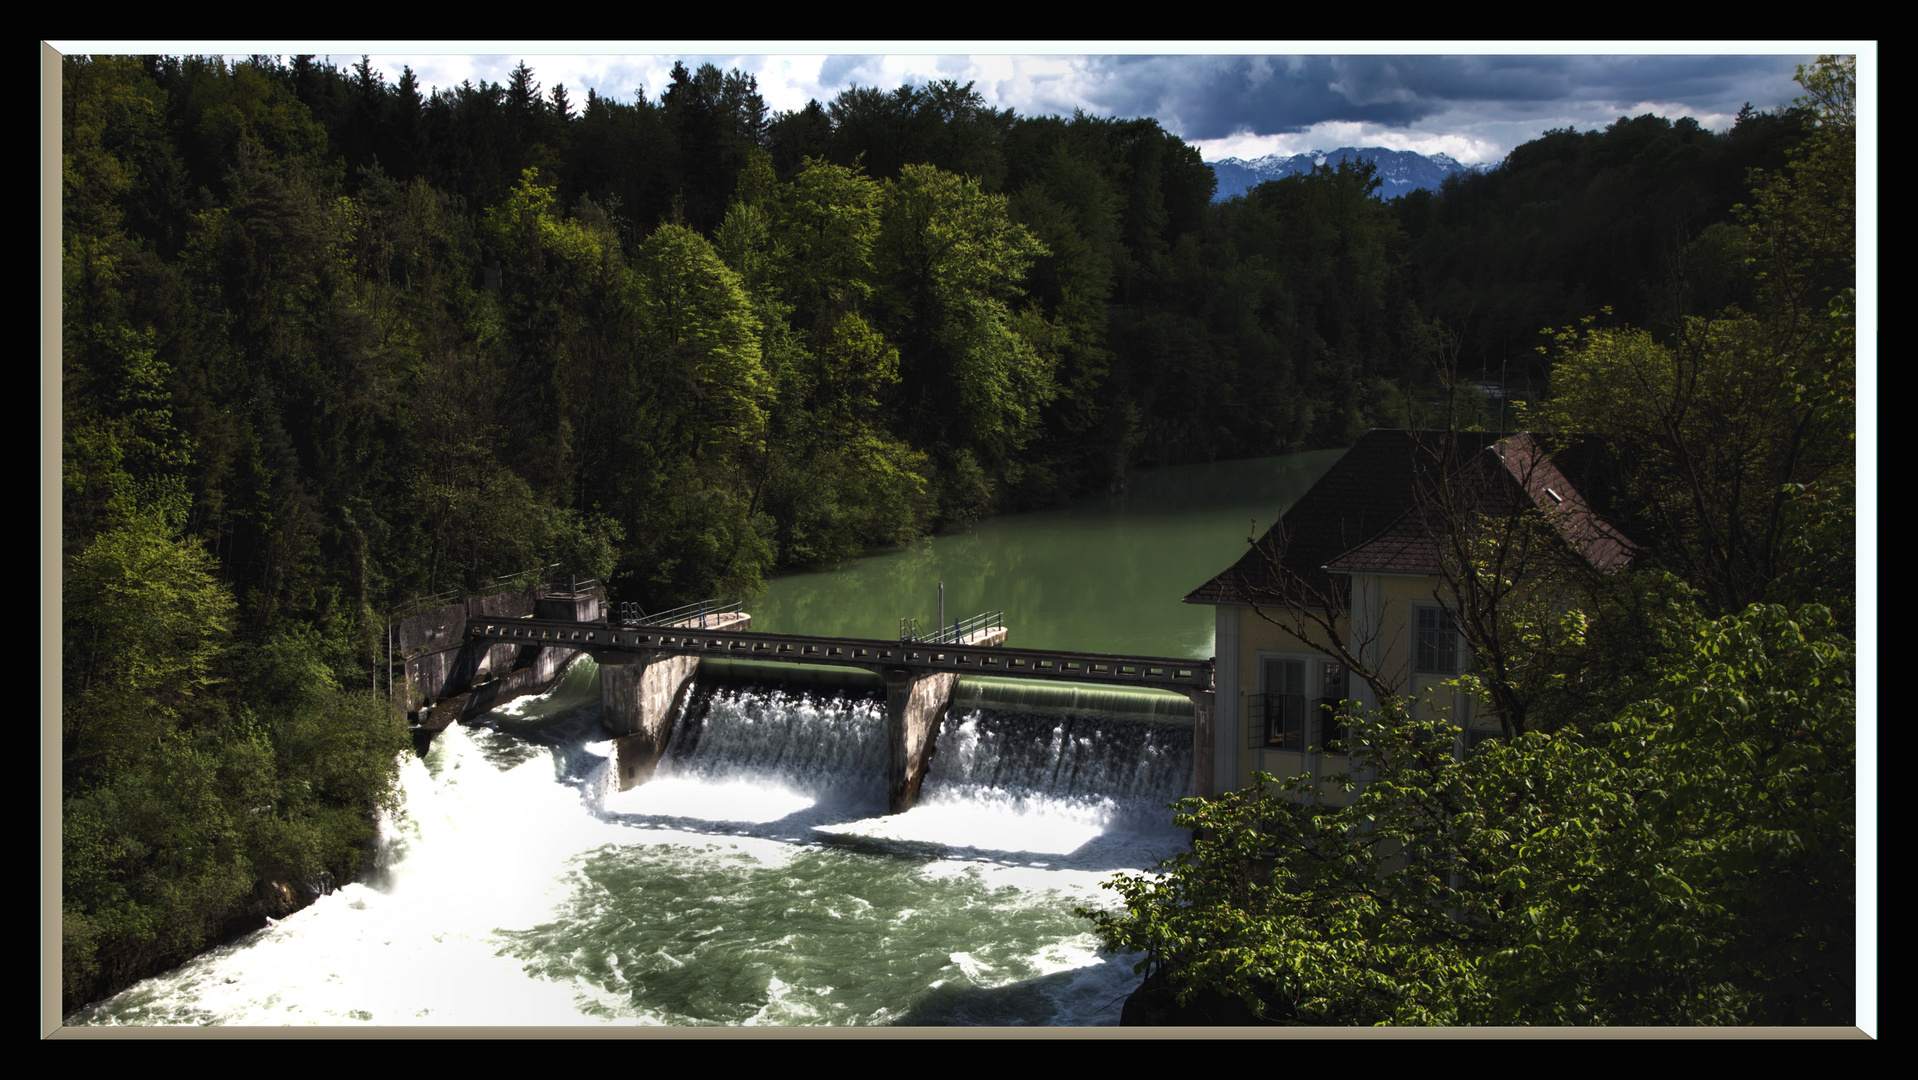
601,653,702,789
1183,688,1217,800
885,626,1008,813
884,668,958,814
595,612,751,790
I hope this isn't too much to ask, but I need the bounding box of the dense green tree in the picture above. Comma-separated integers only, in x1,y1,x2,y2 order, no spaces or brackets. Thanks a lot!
1000,135,1125,499
662,62,770,234
607,221,780,602
629,221,771,458
823,80,1009,191
1082,591,1853,1025
163,55,339,200
480,167,614,501
565,86,677,240
711,158,935,568
767,99,833,182
63,509,235,788
766,156,883,334
1526,58,1854,625
420,78,513,213
63,736,260,1013
874,164,1054,510
1412,103,1816,387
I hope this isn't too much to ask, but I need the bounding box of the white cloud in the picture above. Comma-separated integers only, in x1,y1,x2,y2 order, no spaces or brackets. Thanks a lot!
1191,121,1505,166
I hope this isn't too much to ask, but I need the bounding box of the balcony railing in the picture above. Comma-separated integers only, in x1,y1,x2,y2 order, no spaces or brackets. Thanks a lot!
1248,694,1350,753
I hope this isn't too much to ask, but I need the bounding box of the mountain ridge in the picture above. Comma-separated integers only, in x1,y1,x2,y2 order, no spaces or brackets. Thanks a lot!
1209,146,1489,201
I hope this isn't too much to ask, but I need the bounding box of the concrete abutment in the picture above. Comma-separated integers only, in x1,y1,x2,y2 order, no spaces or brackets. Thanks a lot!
598,651,704,790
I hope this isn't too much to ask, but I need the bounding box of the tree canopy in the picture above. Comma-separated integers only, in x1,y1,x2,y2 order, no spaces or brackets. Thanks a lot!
1083,591,1854,1025
1077,56,1859,1027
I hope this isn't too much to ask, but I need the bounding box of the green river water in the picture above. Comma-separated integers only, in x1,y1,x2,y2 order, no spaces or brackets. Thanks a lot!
68,450,1342,1029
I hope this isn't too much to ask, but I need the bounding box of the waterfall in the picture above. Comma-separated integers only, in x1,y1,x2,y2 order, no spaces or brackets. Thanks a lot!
921,710,1193,835
657,680,890,810
645,666,1194,846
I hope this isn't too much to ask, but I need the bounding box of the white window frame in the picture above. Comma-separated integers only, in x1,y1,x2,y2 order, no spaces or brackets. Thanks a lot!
1254,653,1310,751
1251,653,1348,753
1414,604,1460,676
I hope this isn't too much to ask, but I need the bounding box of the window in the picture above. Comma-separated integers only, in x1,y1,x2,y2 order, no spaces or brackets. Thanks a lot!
1256,658,1306,750
1315,660,1349,751
1416,606,1459,675
1251,659,1352,752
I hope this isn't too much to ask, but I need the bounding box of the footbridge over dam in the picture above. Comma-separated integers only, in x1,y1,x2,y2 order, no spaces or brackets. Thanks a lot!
457,609,1218,813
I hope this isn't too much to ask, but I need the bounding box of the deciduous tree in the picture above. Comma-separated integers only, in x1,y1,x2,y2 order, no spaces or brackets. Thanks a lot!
1080,591,1853,1025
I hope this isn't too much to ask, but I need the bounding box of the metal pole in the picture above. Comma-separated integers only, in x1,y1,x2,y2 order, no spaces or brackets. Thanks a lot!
1499,352,1508,432
938,582,944,644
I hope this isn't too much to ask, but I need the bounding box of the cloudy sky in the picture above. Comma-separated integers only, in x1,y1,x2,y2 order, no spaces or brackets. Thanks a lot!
55,41,1870,166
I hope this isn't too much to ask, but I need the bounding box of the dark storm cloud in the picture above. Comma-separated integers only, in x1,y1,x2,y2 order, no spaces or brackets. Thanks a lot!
1081,54,1810,139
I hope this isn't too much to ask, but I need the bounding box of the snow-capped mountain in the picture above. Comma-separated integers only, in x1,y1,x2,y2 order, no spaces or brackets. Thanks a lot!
1209,147,1485,201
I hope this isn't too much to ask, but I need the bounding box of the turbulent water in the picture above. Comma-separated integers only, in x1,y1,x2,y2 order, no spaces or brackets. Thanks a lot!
68,452,1343,1029
68,658,1195,1027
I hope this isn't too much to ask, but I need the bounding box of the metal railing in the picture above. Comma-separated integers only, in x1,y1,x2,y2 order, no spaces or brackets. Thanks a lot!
618,598,743,630
901,610,1004,645
390,587,464,621
1249,694,1349,752
388,563,565,620
468,617,1213,690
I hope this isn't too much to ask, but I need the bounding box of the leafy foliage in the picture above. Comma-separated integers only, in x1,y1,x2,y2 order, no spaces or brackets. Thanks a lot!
1525,57,1854,624
62,52,1858,1016
1082,594,1853,1025
1081,58,1856,1026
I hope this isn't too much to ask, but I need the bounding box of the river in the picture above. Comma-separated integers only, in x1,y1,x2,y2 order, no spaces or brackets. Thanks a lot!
66,450,1342,1028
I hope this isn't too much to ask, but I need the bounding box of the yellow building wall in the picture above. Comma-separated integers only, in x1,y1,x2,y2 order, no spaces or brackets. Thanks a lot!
1217,572,1497,802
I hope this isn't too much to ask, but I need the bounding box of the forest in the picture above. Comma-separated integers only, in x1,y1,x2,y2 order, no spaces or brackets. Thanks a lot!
59,52,1855,1020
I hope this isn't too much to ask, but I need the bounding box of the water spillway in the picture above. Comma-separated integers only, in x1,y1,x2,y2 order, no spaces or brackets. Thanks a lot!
923,711,1193,833
638,664,1194,837
948,675,1197,723
646,673,892,815
72,657,1190,1027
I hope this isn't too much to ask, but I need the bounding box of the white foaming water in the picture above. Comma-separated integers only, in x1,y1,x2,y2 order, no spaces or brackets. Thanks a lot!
655,686,891,806
69,664,1188,1028
77,720,654,1026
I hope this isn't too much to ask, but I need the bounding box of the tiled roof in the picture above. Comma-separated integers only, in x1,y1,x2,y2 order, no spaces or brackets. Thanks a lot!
1487,433,1636,572
1183,430,1632,607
